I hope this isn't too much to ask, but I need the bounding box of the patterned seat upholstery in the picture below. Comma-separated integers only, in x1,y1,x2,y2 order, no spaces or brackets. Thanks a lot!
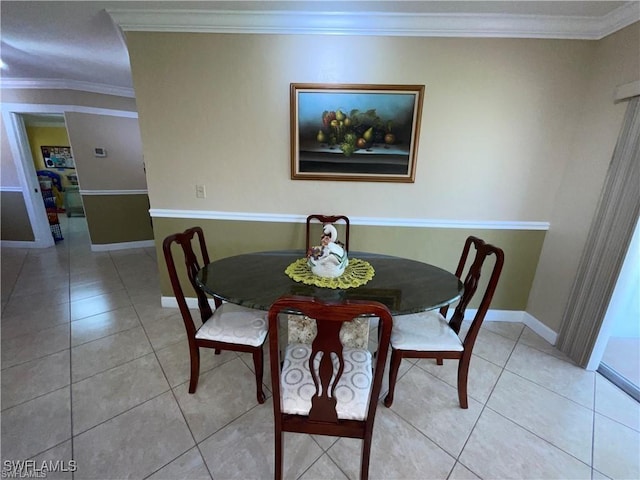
390,311,463,352
280,343,372,421
196,303,268,347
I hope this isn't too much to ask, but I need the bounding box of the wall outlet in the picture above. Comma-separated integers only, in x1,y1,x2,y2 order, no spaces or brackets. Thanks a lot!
195,184,206,198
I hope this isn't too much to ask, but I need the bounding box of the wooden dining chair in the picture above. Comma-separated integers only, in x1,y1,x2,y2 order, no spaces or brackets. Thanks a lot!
162,227,267,403
384,236,504,409
268,296,393,480
306,214,350,253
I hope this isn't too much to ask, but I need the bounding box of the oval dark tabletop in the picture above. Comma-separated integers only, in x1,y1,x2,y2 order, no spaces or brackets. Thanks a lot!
196,250,463,315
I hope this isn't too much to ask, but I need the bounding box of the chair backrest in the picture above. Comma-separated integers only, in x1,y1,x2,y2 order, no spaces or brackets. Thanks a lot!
441,236,504,348
306,214,350,253
162,227,217,336
268,295,392,426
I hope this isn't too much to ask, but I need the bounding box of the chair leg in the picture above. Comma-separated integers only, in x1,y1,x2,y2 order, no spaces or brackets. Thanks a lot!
383,348,401,407
360,433,373,480
274,428,283,480
253,347,266,404
457,355,471,409
188,345,200,394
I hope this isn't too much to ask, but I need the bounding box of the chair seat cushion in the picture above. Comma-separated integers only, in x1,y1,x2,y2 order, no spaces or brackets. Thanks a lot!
391,310,463,351
196,303,268,347
280,343,372,421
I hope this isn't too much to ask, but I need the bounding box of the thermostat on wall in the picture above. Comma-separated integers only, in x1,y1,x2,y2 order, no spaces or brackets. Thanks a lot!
94,147,107,157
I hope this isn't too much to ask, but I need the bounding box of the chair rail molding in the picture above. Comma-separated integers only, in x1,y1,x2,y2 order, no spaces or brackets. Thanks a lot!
149,209,549,231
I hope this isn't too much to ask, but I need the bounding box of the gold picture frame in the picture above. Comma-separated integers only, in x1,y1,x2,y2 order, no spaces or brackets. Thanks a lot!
290,83,424,183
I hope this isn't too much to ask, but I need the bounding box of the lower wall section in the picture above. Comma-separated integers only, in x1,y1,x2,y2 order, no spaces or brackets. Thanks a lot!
1,191,34,241
152,216,546,312
82,194,154,245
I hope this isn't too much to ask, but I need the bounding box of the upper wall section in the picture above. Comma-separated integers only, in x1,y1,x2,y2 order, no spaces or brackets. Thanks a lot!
127,32,593,222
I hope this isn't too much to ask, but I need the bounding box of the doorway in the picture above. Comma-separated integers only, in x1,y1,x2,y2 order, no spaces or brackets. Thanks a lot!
22,113,88,243
596,219,640,401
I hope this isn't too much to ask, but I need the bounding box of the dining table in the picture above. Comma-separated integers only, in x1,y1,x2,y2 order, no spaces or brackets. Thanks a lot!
196,250,463,315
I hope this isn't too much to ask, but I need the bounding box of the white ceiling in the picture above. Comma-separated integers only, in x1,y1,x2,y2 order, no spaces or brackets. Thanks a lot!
1,1,638,98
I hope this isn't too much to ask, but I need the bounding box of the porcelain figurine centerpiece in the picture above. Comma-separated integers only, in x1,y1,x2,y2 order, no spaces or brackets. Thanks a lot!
307,224,349,278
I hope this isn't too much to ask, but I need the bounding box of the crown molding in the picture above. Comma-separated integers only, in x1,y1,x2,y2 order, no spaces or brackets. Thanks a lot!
108,4,640,40
0,78,135,98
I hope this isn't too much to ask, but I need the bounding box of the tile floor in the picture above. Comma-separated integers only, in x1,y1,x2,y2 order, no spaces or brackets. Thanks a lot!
1,217,639,480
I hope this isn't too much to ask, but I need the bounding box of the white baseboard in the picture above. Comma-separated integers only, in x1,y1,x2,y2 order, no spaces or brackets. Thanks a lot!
1,239,52,249
161,296,216,309
522,312,558,345
91,240,155,252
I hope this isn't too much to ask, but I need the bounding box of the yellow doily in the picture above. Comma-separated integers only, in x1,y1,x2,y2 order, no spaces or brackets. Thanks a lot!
285,258,375,289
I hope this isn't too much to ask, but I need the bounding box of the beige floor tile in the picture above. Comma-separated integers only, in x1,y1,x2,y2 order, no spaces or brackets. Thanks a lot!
1,387,71,461
156,340,237,388
70,288,132,321
469,328,517,367
29,440,74,480
487,370,593,464
518,327,570,360
328,407,455,480
140,312,188,350
72,353,169,435
595,374,640,431
460,408,591,479
173,358,266,442
73,392,195,479
1,323,69,369
199,405,323,480
448,462,481,480
131,292,180,323
299,454,349,480
481,321,525,341
417,353,502,404
1,350,70,409
71,326,153,382
71,305,141,346
593,413,640,480
146,447,212,480
70,277,126,302
506,343,595,409
1,302,70,340
386,366,483,456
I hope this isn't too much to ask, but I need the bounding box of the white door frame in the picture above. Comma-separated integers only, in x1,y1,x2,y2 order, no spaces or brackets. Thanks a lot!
1,102,138,248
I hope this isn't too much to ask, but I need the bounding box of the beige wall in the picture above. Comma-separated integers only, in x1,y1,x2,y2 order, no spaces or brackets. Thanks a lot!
127,33,591,221
1,192,34,241
527,23,640,332
64,113,146,191
127,25,640,332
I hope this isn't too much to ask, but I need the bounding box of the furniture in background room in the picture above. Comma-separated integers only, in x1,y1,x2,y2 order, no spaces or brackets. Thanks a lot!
268,296,393,480
40,184,63,242
384,236,505,409
306,214,350,253
64,173,84,217
163,226,268,403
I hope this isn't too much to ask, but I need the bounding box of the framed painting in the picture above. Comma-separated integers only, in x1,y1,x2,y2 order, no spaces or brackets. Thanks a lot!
290,83,424,182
